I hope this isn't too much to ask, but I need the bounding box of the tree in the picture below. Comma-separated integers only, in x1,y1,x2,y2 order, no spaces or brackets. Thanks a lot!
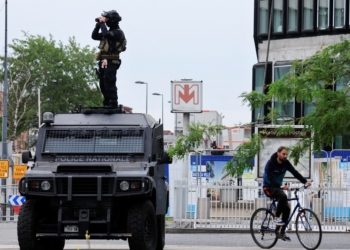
168,122,225,160
225,39,350,176
0,33,102,149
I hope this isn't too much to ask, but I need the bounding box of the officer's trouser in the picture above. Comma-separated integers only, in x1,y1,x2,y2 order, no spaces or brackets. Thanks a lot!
99,61,118,107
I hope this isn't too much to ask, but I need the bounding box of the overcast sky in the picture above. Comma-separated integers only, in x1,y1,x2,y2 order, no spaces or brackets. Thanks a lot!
0,0,257,131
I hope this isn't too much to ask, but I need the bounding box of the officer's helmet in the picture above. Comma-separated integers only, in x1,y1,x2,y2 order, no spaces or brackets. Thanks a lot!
102,10,122,22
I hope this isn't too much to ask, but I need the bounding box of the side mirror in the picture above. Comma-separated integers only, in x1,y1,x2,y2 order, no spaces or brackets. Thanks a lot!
158,151,172,164
22,151,33,164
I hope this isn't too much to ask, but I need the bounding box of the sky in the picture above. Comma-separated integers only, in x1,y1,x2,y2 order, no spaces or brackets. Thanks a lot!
0,0,257,131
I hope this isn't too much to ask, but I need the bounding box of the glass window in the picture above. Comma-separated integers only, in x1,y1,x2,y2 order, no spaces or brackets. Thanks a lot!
259,0,270,34
335,133,350,149
318,0,329,30
253,67,265,121
334,0,345,28
274,66,294,121
302,0,314,31
336,75,350,95
303,102,315,115
273,0,284,33
287,0,299,32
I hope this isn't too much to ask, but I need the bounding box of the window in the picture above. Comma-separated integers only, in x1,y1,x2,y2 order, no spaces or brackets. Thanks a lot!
303,102,315,115
258,0,270,35
335,133,350,149
273,0,284,33
302,0,314,31
43,129,145,154
333,0,345,29
287,0,299,32
273,65,295,121
253,67,265,122
318,0,330,30
335,75,350,149
252,63,272,123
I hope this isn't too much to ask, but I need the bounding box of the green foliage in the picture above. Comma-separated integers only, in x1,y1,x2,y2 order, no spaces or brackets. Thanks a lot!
227,39,350,176
223,133,263,178
0,32,102,143
168,122,225,161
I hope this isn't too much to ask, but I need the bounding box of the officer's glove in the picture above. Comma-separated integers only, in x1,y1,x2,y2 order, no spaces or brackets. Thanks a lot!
102,59,108,68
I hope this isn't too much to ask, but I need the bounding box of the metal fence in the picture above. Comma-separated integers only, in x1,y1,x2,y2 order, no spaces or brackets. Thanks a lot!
0,184,21,221
173,179,350,232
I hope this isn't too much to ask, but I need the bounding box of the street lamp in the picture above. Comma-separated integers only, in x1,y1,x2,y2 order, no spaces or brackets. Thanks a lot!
135,81,148,114
152,93,163,124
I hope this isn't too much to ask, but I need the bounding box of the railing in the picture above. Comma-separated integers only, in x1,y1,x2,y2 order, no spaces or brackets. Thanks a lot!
173,180,350,232
0,184,21,222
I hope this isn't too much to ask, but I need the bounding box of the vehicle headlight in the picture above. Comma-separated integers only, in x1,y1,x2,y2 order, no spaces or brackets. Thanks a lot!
41,181,51,191
28,179,53,192
120,181,129,191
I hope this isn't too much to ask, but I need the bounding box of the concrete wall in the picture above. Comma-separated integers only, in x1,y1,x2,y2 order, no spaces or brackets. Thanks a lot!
258,34,350,63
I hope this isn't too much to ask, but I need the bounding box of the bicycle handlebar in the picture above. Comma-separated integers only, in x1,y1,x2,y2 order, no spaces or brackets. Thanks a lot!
289,185,310,195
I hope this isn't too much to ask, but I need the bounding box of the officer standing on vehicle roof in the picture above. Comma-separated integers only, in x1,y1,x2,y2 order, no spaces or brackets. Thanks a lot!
92,10,127,108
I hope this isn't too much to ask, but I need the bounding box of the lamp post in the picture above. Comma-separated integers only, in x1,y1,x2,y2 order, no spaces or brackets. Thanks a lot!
38,88,41,128
135,81,148,114
152,93,163,124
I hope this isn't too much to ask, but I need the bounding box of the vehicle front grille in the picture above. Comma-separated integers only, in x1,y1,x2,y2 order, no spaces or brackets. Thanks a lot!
57,177,113,195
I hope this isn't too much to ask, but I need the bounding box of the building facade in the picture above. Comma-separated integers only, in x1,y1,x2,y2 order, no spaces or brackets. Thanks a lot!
253,0,350,149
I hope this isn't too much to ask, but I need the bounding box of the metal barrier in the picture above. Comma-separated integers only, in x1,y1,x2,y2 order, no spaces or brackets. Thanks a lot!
173,180,350,232
0,184,21,222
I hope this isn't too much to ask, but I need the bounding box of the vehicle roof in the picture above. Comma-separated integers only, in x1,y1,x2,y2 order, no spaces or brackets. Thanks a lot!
52,113,158,127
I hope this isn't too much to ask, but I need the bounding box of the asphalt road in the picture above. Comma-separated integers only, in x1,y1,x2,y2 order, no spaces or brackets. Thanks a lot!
1,222,349,250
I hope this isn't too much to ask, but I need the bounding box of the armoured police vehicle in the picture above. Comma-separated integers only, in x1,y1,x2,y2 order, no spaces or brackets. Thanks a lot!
17,107,171,250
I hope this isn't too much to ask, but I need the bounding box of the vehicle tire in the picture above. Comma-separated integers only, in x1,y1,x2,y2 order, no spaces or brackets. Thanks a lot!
295,208,322,250
250,208,278,249
127,200,157,250
17,199,43,250
156,214,165,250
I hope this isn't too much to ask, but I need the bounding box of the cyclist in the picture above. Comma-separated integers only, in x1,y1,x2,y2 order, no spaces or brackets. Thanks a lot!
262,146,311,242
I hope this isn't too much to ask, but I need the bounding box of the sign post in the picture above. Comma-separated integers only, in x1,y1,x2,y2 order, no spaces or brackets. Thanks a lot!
171,79,203,178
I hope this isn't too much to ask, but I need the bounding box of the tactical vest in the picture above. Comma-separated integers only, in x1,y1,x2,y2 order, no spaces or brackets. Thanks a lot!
94,29,127,61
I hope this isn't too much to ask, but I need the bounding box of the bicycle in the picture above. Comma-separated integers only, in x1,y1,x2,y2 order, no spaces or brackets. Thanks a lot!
250,186,322,250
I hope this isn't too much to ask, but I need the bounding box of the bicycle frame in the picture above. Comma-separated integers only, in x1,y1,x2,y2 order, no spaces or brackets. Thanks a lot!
261,188,306,233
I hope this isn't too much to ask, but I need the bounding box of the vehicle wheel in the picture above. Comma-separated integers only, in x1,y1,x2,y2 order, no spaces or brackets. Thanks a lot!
17,199,43,250
250,208,278,249
127,200,157,250
156,214,165,250
295,208,322,250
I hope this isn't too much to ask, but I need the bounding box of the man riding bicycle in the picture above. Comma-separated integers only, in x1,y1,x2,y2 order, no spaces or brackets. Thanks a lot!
262,146,311,242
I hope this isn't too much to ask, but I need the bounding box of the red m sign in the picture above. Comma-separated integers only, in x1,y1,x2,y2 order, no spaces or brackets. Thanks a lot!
174,84,200,105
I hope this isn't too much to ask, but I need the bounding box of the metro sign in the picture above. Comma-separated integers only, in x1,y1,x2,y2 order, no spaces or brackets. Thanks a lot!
171,80,203,113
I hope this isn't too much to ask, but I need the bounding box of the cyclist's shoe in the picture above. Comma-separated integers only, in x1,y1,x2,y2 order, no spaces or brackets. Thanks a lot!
281,232,291,242
273,217,285,226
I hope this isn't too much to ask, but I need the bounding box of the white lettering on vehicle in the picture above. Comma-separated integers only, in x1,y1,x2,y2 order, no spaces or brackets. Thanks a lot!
55,155,130,162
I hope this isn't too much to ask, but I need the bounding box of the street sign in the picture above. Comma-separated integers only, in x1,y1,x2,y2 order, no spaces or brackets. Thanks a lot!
0,160,9,178
8,195,26,206
171,80,203,113
192,171,211,178
13,165,27,179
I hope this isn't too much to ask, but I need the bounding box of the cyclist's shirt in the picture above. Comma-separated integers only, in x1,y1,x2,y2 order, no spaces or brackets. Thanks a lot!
262,152,307,188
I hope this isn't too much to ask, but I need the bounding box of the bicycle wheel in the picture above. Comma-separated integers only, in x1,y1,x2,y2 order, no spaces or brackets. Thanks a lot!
295,208,322,250
250,208,278,249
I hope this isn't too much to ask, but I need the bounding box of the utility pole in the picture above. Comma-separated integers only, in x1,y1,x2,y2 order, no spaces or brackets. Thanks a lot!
1,0,9,220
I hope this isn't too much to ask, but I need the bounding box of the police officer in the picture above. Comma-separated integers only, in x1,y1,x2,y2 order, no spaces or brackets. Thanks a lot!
92,10,126,108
